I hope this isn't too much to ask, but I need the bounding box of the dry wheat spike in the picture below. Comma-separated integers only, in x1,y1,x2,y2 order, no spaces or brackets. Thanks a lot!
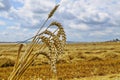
8,4,66,80
38,22,66,74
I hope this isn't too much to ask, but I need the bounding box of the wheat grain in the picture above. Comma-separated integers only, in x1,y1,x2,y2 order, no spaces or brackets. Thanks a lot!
48,5,59,19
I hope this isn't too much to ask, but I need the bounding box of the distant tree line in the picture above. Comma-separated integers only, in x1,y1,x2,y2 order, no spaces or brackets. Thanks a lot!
107,38,120,42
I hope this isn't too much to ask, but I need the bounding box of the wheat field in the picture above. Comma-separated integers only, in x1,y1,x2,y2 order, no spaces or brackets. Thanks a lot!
0,42,120,80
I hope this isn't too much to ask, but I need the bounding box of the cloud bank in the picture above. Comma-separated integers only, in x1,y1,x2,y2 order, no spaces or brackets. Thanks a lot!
0,0,120,42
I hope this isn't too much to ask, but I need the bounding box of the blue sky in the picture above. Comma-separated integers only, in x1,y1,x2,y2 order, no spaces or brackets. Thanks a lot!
0,0,120,42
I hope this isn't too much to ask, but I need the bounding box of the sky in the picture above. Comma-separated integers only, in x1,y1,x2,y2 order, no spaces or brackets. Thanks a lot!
0,0,120,42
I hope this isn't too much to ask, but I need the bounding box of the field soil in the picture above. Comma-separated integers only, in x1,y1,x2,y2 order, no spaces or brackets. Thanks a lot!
0,42,120,80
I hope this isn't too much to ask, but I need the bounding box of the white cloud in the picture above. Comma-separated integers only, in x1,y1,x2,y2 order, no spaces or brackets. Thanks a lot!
0,31,8,35
89,31,107,37
0,0,57,41
0,20,5,25
23,28,28,32
70,23,90,31
7,0,56,28
7,26,20,30
54,0,120,41
12,0,24,3
0,0,11,11
114,32,120,36
0,0,120,42
0,27,35,42
89,27,114,37
58,0,120,25
0,1,4,8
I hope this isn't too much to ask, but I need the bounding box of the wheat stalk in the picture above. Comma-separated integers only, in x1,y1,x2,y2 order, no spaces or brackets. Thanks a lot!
8,4,66,80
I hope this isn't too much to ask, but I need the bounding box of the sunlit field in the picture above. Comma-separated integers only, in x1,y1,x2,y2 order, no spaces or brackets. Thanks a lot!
0,42,120,80
0,0,120,80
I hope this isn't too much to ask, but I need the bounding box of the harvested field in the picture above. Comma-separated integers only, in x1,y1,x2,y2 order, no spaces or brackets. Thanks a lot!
0,42,120,80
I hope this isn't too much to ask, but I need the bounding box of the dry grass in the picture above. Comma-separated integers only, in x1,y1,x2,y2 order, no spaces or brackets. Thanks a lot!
0,42,120,80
